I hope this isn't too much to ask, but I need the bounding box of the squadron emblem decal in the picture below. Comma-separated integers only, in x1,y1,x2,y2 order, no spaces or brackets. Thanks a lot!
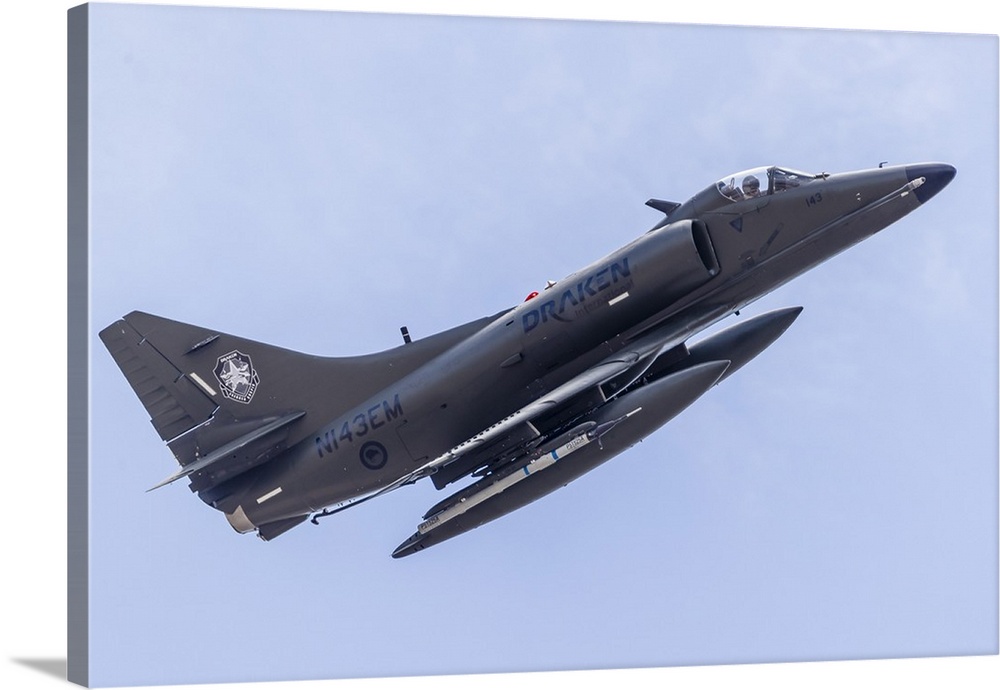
213,350,260,404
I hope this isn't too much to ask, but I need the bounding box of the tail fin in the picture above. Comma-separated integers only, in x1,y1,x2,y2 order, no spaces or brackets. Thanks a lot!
100,310,495,492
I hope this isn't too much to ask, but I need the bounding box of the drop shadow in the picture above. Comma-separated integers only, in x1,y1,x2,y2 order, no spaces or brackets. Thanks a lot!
11,657,67,681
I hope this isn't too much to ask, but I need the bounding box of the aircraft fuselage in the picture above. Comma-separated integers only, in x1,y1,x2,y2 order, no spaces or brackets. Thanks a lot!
217,162,954,538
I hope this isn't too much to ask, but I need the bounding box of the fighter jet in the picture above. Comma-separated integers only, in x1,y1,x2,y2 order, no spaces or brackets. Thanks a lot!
99,162,955,557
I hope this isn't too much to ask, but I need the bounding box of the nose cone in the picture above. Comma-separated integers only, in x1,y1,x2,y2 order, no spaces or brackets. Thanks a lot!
906,163,956,204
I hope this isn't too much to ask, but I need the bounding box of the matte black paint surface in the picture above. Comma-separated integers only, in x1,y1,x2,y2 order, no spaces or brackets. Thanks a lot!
100,162,955,556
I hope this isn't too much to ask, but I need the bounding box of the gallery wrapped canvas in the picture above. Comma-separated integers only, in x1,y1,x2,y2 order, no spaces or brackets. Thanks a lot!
66,3,997,688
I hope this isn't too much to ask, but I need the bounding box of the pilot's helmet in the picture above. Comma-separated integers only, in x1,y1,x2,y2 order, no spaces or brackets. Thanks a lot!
742,175,760,196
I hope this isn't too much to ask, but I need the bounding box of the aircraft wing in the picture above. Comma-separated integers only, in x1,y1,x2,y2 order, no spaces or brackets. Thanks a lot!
372,315,711,499
308,301,741,529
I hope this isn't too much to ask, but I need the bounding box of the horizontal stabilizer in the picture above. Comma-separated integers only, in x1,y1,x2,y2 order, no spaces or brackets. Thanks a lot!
148,410,305,491
100,308,505,491
257,515,310,541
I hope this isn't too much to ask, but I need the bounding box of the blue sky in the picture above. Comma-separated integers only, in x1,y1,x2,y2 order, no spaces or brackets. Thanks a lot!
2,2,998,690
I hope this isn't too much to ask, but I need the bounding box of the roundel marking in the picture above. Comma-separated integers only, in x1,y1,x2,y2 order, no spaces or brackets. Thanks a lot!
359,441,388,470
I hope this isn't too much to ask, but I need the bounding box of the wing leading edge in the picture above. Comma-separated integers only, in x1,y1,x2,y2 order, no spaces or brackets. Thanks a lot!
388,306,805,556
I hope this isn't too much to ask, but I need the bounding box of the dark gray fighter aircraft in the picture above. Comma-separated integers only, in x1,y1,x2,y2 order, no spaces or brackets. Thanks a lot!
100,162,955,557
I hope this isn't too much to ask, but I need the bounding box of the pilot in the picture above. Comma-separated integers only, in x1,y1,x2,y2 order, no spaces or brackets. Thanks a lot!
742,174,761,198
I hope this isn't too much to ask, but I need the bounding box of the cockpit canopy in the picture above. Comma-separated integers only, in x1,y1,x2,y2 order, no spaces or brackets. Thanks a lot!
715,166,814,202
